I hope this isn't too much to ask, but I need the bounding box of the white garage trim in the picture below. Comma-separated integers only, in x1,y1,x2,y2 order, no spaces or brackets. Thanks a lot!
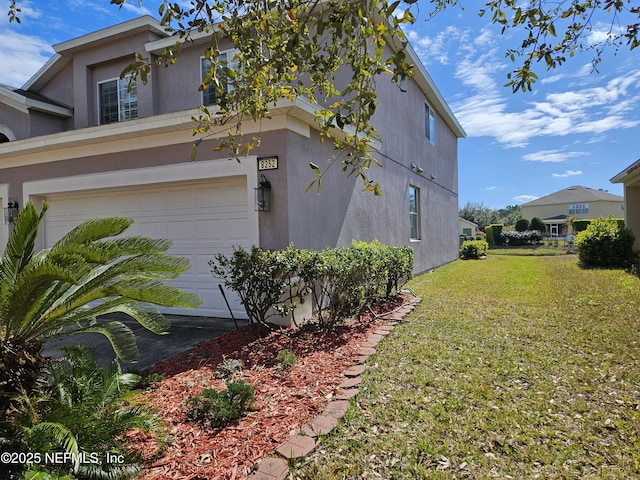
23,156,260,248
0,183,8,252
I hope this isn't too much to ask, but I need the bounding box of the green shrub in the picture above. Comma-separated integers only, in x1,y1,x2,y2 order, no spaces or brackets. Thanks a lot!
489,224,505,245
460,240,488,259
186,381,255,429
575,216,635,268
485,225,494,245
530,217,545,233
500,230,543,246
7,346,162,480
210,245,305,327
276,349,297,370
213,241,413,327
573,219,591,232
515,218,530,232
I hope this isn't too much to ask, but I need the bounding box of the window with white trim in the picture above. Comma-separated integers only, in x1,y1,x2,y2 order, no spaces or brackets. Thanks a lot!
409,185,420,240
201,49,240,106
425,103,435,144
568,203,589,215
98,77,137,125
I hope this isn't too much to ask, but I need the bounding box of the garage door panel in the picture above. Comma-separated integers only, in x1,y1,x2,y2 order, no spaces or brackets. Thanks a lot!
42,178,250,317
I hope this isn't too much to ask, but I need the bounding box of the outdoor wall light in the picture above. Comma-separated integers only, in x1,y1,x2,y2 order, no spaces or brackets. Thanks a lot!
254,174,272,211
416,167,424,174
4,198,19,225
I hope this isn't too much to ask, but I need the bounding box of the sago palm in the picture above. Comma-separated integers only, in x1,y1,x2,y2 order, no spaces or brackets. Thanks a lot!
0,201,202,419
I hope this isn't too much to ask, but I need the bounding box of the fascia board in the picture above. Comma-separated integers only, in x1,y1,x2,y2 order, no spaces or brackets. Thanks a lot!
611,159,640,184
0,85,72,117
53,15,167,54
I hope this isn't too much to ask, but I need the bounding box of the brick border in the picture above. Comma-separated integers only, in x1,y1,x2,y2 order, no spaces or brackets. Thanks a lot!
247,296,421,480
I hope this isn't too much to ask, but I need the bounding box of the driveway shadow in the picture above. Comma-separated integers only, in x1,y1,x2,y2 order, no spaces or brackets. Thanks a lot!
43,315,249,372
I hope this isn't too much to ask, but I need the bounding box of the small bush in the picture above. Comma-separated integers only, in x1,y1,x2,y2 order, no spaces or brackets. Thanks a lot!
186,381,255,429
460,240,488,259
515,218,530,232
216,358,244,379
530,217,545,233
276,349,297,370
575,216,635,268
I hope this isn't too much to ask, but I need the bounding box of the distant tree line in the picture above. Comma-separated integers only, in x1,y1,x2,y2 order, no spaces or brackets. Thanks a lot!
459,202,522,231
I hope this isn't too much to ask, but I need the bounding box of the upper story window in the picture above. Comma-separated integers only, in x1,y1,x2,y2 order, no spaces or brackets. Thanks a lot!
409,185,421,240
569,203,589,215
98,77,137,125
425,103,435,144
201,49,239,107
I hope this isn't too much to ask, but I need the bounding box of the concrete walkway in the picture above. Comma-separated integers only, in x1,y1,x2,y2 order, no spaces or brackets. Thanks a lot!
43,314,249,372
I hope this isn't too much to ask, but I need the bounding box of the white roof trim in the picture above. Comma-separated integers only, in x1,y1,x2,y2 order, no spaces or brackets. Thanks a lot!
0,85,72,117
53,15,167,54
611,159,640,183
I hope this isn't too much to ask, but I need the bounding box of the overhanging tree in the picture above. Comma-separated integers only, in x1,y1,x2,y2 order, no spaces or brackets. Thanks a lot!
7,0,639,186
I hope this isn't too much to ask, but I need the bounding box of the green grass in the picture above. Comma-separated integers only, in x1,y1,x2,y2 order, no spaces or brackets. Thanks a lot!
291,255,640,479
488,244,570,256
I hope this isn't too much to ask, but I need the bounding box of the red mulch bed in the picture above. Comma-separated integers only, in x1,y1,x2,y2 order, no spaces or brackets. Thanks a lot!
126,296,406,480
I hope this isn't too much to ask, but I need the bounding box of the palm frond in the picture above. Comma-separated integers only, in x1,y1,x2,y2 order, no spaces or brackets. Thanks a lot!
0,202,47,298
113,281,203,309
28,421,80,472
49,217,133,254
2,260,78,341
111,236,173,255
80,320,139,363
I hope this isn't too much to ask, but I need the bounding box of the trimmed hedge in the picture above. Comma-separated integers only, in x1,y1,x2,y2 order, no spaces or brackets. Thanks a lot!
486,224,504,245
211,240,413,326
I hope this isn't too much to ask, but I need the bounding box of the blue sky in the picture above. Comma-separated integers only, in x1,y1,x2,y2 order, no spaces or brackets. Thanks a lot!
1,1,638,209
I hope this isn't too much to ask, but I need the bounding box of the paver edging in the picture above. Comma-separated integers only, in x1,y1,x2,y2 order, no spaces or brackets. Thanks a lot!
247,295,421,480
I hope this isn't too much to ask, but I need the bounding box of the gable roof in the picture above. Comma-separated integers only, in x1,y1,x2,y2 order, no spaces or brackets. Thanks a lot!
23,16,167,92
522,186,623,207
0,84,72,116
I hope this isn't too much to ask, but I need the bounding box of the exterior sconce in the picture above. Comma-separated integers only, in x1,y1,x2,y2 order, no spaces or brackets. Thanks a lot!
254,174,272,211
4,198,19,225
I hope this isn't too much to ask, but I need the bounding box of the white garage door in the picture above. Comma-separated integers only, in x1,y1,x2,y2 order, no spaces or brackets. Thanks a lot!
42,177,250,318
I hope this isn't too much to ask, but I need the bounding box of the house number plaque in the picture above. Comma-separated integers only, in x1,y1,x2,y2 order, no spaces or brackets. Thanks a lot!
258,156,278,171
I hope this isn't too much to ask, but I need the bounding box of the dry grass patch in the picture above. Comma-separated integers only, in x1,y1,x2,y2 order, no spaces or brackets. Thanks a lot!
292,255,640,479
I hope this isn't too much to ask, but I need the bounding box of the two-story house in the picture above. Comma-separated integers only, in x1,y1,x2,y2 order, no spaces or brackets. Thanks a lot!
0,16,465,318
521,186,624,237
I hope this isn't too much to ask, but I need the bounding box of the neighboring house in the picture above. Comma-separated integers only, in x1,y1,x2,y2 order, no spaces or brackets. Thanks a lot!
521,186,624,237
0,16,465,318
610,159,640,249
459,217,477,238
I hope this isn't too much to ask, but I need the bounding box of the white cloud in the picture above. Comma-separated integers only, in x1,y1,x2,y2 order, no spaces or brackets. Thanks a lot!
407,26,462,66
522,150,588,163
0,30,53,86
452,53,640,146
486,185,497,190
552,170,583,178
513,195,538,204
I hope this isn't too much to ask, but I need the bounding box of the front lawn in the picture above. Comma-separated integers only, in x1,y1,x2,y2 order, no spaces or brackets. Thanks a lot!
292,255,640,479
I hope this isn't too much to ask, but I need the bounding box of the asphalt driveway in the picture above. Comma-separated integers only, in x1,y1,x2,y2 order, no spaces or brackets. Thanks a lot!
43,314,249,372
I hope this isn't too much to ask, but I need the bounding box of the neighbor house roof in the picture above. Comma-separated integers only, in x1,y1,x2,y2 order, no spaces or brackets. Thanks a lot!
522,186,623,207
